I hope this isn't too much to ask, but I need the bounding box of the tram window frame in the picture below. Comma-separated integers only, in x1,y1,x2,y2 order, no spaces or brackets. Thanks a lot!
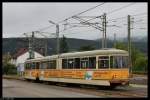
31,62,36,69
74,58,80,69
110,56,129,69
110,56,114,68
122,56,128,68
68,59,74,69
62,59,68,69
25,63,27,69
29,62,32,69
88,57,96,69
98,56,109,69
41,61,48,69
116,56,122,68
47,60,56,69
80,57,89,69
51,60,56,69
36,62,40,69
52,60,56,69
25,63,30,70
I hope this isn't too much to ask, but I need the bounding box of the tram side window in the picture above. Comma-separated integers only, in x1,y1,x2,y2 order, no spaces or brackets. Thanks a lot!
47,60,56,69
122,56,128,68
74,58,80,69
25,63,30,69
25,63,27,69
98,56,109,69
110,56,128,68
88,57,96,69
41,61,47,69
80,58,89,69
62,59,67,69
52,60,56,69
36,62,40,69
30,62,35,69
68,59,74,69
29,63,31,69
110,56,114,68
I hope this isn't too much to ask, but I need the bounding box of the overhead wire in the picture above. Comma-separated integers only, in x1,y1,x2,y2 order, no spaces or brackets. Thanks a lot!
20,3,105,37
107,3,137,15
21,3,147,39
57,3,105,24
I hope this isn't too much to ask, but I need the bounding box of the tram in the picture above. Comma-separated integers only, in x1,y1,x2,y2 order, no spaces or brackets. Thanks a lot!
24,48,129,88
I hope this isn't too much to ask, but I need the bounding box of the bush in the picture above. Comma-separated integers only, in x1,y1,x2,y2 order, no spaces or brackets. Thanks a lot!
132,56,147,73
3,63,17,75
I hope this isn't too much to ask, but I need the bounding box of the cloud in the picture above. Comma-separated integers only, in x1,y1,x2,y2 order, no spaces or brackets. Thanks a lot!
3,2,147,39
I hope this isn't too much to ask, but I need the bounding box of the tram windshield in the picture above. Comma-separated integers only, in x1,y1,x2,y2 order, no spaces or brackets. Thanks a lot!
110,56,128,68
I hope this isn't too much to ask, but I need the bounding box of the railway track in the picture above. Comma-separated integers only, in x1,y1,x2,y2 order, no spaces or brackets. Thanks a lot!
3,77,147,97
25,79,147,97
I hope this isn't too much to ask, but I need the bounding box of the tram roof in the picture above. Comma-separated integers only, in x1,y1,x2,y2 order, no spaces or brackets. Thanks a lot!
25,48,128,62
60,48,128,58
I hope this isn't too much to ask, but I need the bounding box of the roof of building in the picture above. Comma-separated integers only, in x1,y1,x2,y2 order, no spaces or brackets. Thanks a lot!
13,48,43,59
13,48,28,59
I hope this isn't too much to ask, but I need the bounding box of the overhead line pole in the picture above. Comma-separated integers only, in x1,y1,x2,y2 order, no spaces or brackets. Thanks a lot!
101,13,107,48
104,13,107,48
28,35,32,59
114,33,116,48
24,32,35,59
56,24,60,55
102,14,104,48
128,15,132,77
48,20,60,55
31,31,35,59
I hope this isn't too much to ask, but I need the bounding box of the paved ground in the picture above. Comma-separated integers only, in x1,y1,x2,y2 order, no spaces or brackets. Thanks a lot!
130,75,147,85
2,79,99,98
2,79,147,98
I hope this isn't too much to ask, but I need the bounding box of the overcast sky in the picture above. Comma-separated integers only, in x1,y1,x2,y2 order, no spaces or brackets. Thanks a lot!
3,2,147,40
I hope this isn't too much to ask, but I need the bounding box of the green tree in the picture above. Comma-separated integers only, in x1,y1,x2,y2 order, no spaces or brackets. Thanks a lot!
79,45,95,51
133,51,147,73
3,53,17,75
114,42,127,50
60,35,69,53
3,53,12,64
3,63,17,75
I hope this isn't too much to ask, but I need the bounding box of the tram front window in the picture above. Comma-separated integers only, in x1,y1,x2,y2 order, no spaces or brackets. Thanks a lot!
110,56,128,68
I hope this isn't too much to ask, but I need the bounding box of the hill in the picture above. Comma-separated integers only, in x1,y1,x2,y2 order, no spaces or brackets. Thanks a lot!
2,37,147,56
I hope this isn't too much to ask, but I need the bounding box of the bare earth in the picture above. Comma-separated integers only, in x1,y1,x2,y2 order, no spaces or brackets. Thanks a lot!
2,79,147,98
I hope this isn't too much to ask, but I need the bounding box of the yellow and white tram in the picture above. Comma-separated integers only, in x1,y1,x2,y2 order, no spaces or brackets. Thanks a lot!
24,48,129,87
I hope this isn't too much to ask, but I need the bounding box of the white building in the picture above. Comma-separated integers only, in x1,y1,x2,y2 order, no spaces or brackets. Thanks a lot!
10,48,44,76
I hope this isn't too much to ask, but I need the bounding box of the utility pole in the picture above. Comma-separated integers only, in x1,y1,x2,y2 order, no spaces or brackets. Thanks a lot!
31,31,35,59
114,33,116,48
104,13,107,48
45,39,47,56
48,20,60,70
102,14,104,49
48,20,60,55
56,24,60,55
26,33,32,59
101,13,107,48
128,15,132,76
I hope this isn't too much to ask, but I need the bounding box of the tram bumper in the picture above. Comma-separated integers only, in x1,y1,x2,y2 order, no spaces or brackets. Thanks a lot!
109,79,129,86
